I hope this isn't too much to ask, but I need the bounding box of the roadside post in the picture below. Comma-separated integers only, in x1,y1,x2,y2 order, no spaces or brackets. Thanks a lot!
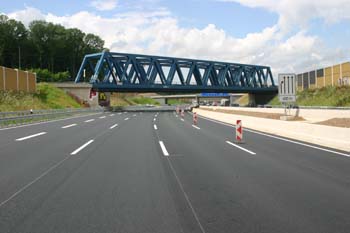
278,73,297,120
235,120,244,143
193,112,198,125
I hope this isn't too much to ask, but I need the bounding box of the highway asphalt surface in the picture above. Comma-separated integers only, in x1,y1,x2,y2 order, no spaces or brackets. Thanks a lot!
0,110,349,233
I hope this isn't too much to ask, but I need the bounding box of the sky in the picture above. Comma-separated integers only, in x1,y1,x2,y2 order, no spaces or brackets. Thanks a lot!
1,0,350,76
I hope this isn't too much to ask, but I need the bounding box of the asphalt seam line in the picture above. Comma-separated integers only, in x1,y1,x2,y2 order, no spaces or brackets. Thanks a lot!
166,158,206,233
0,155,71,208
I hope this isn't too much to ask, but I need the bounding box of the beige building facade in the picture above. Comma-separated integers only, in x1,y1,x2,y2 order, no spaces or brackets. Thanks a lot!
297,62,350,90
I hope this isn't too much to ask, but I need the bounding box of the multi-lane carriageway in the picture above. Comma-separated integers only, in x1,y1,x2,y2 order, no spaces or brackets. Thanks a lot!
0,110,349,233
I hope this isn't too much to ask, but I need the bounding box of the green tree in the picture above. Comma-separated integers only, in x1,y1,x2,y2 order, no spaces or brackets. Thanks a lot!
0,15,28,68
0,15,105,81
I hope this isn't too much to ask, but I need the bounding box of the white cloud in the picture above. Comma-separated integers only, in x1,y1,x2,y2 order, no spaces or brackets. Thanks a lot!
90,0,117,11
223,0,350,32
5,4,350,79
7,7,45,26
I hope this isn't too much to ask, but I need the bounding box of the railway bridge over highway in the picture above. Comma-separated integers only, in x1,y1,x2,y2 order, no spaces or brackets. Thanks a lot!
75,51,277,105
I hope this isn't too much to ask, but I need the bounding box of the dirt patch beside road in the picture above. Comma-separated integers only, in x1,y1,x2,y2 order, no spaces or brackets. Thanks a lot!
202,107,305,121
316,118,350,128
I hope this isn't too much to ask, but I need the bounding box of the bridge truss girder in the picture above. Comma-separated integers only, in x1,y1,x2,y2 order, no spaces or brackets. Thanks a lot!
75,51,276,93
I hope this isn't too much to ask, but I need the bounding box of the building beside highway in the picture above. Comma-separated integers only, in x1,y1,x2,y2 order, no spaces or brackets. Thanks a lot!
297,62,350,90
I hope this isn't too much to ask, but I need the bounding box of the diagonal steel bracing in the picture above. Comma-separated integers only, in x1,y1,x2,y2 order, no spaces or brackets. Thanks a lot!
75,51,277,93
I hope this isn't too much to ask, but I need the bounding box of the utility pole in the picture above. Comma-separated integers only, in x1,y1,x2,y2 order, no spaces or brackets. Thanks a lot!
18,46,21,70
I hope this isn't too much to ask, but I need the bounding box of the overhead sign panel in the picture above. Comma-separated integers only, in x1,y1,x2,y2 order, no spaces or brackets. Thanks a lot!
278,74,296,103
200,93,229,97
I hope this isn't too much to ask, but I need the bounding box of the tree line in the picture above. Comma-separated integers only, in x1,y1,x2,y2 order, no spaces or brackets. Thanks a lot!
0,15,105,81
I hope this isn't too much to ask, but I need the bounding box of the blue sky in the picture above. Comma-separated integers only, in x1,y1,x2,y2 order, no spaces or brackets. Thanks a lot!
2,0,350,74
2,0,278,37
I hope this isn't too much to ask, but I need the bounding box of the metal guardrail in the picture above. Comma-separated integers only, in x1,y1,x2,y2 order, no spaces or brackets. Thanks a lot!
0,107,103,128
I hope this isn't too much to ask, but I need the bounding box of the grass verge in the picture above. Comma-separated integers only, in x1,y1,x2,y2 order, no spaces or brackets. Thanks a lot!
0,83,81,111
269,86,350,107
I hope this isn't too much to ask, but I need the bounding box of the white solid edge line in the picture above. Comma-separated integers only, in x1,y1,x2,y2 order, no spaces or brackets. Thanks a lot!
16,132,47,141
124,117,129,121
192,125,200,130
71,140,94,155
99,116,106,119
0,112,101,131
197,114,350,157
159,141,169,156
110,124,118,129
61,123,77,129
85,119,95,123
226,141,256,155
154,124,158,130
245,130,350,157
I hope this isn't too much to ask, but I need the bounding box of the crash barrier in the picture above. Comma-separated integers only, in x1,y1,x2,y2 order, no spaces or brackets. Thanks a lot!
0,108,102,128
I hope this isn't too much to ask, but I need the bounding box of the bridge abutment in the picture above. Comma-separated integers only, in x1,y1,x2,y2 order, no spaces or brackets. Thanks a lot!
248,93,277,106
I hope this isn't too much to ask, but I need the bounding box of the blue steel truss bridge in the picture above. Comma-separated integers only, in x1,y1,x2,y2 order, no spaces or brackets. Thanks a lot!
75,51,277,94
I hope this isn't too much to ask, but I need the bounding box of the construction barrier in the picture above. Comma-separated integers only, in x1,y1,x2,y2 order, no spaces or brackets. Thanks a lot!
236,120,243,143
0,66,36,92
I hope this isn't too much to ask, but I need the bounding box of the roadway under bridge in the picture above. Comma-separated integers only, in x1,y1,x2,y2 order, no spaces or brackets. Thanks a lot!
75,51,278,96
149,94,244,105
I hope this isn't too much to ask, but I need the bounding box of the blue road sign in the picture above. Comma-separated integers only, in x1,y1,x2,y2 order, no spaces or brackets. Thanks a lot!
200,93,229,97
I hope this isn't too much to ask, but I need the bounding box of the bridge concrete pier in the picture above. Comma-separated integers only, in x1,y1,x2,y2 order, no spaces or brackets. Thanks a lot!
156,98,167,105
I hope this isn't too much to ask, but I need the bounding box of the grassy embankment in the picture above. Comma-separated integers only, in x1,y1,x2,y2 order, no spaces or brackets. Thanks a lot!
268,86,350,107
0,83,81,112
110,93,160,106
